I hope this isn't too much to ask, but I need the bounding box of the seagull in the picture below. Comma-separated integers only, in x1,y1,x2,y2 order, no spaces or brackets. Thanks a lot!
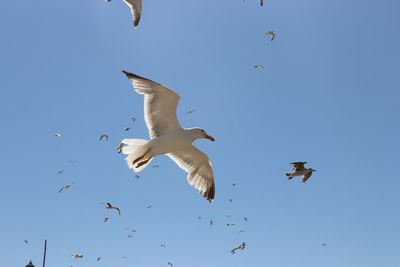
106,0,142,28
185,108,196,115
53,133,61,138
24,240,29,244
232,183,236,186
100,134,109,141
243,217,248,222
103,217,109,223
286,162,316,183
56,170,64,175
124,127,131,132
130,116,136,123
253,64,264,69
121,70,216,202
102,202,121,215
168,261,174,267
146,204,152,209
97,256,102,261
265,30,276,41
259,0,264,6
161,244,166,248
230,242,246,254
58,182,74,193
134,174,140,180
71,254,84,259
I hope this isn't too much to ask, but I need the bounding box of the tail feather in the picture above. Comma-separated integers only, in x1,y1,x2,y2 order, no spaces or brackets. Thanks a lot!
121,139,153,172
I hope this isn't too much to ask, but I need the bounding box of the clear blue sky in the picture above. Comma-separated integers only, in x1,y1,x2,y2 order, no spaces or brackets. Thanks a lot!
1,0,400,266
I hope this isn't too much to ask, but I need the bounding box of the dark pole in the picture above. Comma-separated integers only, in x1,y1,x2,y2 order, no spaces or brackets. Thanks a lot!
42,240,47,267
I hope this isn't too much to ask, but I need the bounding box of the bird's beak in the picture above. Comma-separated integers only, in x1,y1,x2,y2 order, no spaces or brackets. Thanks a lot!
205,134,215,142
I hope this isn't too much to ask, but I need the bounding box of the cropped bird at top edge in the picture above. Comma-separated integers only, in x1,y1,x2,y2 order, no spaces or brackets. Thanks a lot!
120,70,216,203
106,0,142,28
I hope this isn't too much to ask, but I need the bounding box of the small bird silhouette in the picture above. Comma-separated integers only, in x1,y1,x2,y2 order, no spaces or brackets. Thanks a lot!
259,0,263,6
265,30,276,41
230,242,246,254
253,64,264,69
102,202,121,215
103,217,109,223
124,127,130,132
100,134,109,141
71,254,84,259
97,256,102,261
168,261,174,267
58,183,74,193
185,108,196,115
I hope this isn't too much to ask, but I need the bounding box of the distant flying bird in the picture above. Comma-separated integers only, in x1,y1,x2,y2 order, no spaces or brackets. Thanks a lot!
226,223,235,227
259,0,263,6
243,217,248,222
102,202,121,215
100,134,109,141
121,70,216,202
56,170,64,175
128,235,133,238
124,127,131,132
228,198,233,202
322,243,327,246
106,0,142,28
286,162,316,183
210,219,213,226
58,182,74,193
53,133,61,138
230,242,246,254
146,204,152,209
253,64,264,69
97,256,102,261
238,230,245,233
71,254,84,259
168,261,174,267
116,142,124,154
103,217,109,223
130,116,136,123
232,183,236,186
152,165,159,168
185,108,196,115
161,244,166,248
69,160,78,164
265,30,276,41
134,174,140,180
24,240,29,244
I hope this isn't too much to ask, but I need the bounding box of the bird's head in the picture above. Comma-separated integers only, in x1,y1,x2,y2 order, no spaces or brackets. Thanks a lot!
188,128,215,142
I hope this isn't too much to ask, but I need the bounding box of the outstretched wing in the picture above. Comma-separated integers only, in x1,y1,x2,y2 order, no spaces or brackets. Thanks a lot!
168,146,215,202
123,0,142,28
301,170,313,183
290,161,307,171
123,70,182,138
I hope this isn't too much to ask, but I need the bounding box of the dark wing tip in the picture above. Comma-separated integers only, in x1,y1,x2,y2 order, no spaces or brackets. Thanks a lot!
204,183,215,203
290,161,307,165
122,70,159,84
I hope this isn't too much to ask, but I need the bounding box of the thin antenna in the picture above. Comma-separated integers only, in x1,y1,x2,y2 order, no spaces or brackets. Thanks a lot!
42,240,47,267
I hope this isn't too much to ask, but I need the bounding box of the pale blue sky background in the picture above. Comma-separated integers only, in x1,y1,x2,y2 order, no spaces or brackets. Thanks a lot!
1,0,400,266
